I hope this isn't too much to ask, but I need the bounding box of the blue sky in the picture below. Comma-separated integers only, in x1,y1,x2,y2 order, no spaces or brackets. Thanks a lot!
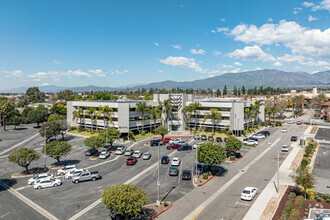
1,0,330,90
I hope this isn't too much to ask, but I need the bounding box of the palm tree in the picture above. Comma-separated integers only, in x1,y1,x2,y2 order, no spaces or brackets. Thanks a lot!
136,102,149,133
265,107,272,125
98,105,113,129
271,106,278,126
148,106,163,131
203,109,222,133
72,107,84,129
244,108,252,130
313,93,327,117
183,102,202,131
159,99,176,129
251,100,264,126
87,107,96,131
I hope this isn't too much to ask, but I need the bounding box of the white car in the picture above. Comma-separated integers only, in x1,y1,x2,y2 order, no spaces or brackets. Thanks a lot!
116,146,127,155
192,144,200,149
169,138,181,144
65,169,85,179
99,150,110,159
28,173,53,185
132,150,142,158
288,120,295,124
282,127,288,133
243,139,258,145
177,141,188,146
282,145,290,152
241,187,258,201
171,157,181,166
142,152,151,160
34,178,62,190
57,165,77,175
253,133,265,139
124,149,134,156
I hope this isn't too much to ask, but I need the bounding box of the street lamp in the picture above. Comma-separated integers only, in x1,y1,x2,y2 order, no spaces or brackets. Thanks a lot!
44,126,49,170
277,144,280,193
157,141,161,205
195,131,199,177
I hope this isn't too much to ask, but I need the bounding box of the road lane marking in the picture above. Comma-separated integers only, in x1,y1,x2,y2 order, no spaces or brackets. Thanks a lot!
68,150,178,220
183,137,281,220
0,133,40,156
288,125,293,131
15,185,32,191
0,212,10,219
235,201,252,207
0,181,59,220
122,163,126,168
191,208,205,220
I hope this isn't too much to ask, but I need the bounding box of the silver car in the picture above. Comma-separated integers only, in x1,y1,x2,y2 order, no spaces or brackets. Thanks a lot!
282,145,290,152
124,149,134,156
132,150,142,158
99,150,110,159
142,152,151,160
34,178,62,189
28,173,53,185
116,146,127,155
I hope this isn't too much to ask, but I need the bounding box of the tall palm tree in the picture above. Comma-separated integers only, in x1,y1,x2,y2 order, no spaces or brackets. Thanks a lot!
313,93,327,116
183,102,202,131
72,107,84,129
98,105,113,129
159,99,176,129
265,107,272,125
136,102,149,133
148,106,163,131
203,109,222,133
244,108,252,130
251,100,264,126
271,106,278,126
87,107,96,131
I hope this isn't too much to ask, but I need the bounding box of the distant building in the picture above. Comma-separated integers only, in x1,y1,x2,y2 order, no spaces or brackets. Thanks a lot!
290,90,297,98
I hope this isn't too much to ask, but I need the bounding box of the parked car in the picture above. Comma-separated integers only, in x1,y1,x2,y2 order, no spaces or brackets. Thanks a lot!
126,157,138,165
296,121,302,125
177,141,188,146
160,138,171,143
28,173,53,185
99,149,110,159
150,139,164,146
249,137,258,142
241,187,258,201
169,138,181,144
243,139,258,145
115,146,126,155
260,131,271,136
85,148,98,156
282,127,288,133
72,171,101,183
216,137,222,142
182,170,192,180
196,164,203,175
57,165,77,175
124,149,134,156
171,157,181,166
281,145,290,152
161,156,170,164
65,169,85,179
142,152,151,160
201,135,207,140
177,145,192,151
167,144,182,150
132,150,142,158
208,136,214,141
288,120,295,124
34,178,62,189
169,167,179,176
253,133,266,139
194,134,200,140
291,136,298,141
192,143,201,149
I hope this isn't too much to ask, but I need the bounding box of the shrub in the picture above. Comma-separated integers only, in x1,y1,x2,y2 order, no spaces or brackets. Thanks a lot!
227,130,233,135
280,192,296,220
322,194,330,200
326,199,330,203
202,173,208,180
243,130,250,136
307,189,315,201
300,157,310,170
90,131,95,134
275,121,282,126
230,156,236,161
207,171,212,176
288,196,304,220
70,126,77,130
315,194,324,202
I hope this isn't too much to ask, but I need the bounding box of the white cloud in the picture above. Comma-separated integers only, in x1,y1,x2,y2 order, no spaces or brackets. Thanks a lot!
160,56,205,73
312,0,330,11
277,54,330,66
234,62,242,66
212,27,229,33
110,70,129,75
213,50,222,56
227,46,275,61
254,67,263,71
273,61,283,66
89,69,106,77
308,15,318,21
171,45,181,50
221,18,225,22
293,10,298,14
229,20,330,59
40,83,49,87
190,49,206,55
293,7,302,14
2,70,24,78
221,68,241,74
53,59,61,65
154,42,159,46
222,64,233,68
303,2,315,7
268,18,273,22
28,69,92,81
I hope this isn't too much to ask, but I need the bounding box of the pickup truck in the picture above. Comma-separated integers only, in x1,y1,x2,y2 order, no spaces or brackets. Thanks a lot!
72,171,101,184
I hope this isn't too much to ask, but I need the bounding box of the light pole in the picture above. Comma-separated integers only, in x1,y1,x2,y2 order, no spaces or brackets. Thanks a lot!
44,126,49,170
195,131,199,177
277,144,280,193
157,141,161,205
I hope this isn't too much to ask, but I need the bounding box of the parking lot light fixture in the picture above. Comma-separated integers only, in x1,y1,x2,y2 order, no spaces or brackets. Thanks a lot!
157,141,161,205
44,126,49,170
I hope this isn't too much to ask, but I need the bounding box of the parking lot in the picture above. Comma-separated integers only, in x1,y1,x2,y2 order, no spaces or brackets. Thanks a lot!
313,144,330,194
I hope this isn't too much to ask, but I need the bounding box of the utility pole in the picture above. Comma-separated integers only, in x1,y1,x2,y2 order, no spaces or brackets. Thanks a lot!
44,126,49,170
196,132,199,177
277,145,280,193
157,141,160,205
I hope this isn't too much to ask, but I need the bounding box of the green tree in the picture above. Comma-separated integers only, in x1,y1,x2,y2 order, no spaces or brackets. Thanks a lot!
148,106,162,131
98,105,113,129
203,109,222,133
101,184,150,219
244,108,252,130
136,102,149,133
155,125,169,140
50,103,67,116
198,142,226,168
159,99,176,129
48,114,65,122
223,85,228,96
233,86,237,96
241,86,246,95
57,90,74,101
87,107,96,131
8,148,40,174
40,121,60,142
43,140,72,164
8,115,22,129
183,102,202,131
72,107,84,129
225,136,242,153
290,169,316,199
99,127,121,147
27,105,48,127
21,107,33,123
84,136,106,149
0,100,14,131
25,87,46,103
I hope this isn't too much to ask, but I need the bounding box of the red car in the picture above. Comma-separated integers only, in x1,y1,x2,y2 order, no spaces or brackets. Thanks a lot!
160,138,171,143
167,144,182,150
126,157,138,165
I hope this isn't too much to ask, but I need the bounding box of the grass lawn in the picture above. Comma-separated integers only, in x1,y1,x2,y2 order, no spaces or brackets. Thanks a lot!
134,132,154,140
195,131,228,139
68,130,99,137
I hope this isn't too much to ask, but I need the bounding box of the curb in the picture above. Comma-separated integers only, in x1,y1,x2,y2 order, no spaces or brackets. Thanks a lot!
231,154,246,163
196,171,222,187
152,135,192,138
152,202,173,220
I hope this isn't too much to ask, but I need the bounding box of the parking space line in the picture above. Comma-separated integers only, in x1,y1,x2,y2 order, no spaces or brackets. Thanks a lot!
146,159,151,166
235,201,252,207
122,163,126,168
153,167,158,177
0,133,40,156
131,161,138,170
15,185,32,191
0,212,10,219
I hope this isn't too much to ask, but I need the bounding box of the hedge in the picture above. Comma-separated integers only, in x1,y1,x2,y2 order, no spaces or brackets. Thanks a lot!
288,196,304,220
280,192,296,220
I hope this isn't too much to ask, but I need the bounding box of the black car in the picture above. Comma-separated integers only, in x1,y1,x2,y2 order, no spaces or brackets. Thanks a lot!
260,131,270,137
150,139,164,146
201,135,207,140
161,156,170,164
216,137,222,142
291,136,298,141
177,145,192,151
85,148,98,156
208,136,214,141
182,170,192,180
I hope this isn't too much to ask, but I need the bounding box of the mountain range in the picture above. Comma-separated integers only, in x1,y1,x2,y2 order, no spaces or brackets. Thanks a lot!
1,69,329,93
